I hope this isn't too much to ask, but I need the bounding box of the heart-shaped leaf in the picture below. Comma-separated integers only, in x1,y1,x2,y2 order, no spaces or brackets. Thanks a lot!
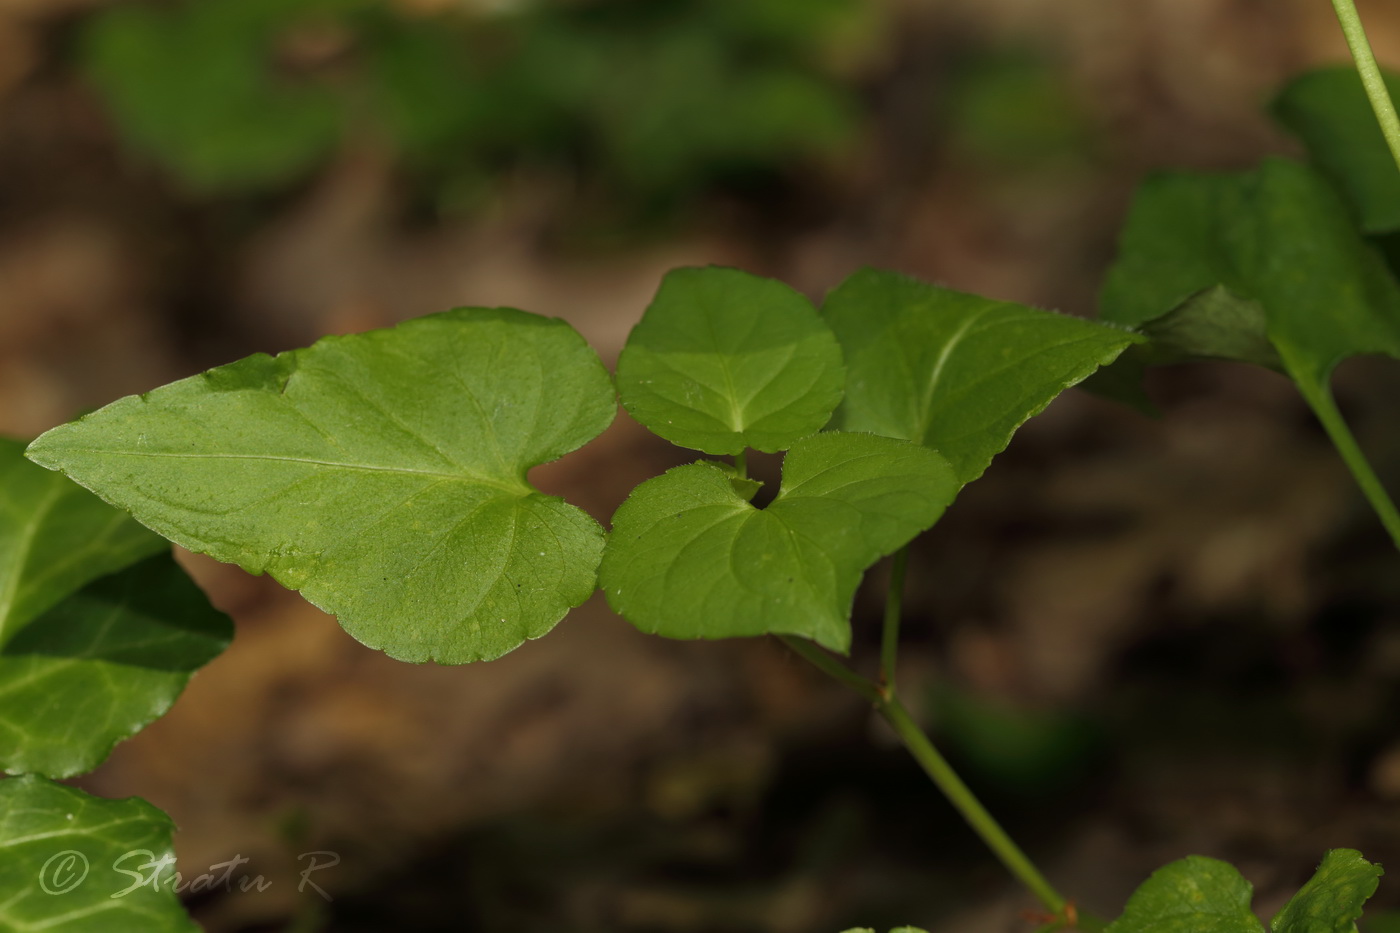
823,268,1138,486
1269,849,1382,933
616,266,845,455
1100,159,1400,393
26,308,617,664
1273,66,1400,234
1,552,232,779
0,775,196,932
600,432,956,652
1107,856,1265,933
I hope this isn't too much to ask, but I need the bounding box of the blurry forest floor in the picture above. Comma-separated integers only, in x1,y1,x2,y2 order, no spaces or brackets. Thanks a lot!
5,0,1400,931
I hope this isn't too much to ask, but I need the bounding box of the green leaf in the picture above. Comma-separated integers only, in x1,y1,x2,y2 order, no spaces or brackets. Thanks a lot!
1273,67,1400,233
0,775,197,932
26,308,616,665
1270,849,1382,933
600,432,956,653
823,268,1138,486
1083,285,1283,413
1099,158,1400,399
0,437,166,649
80,0,346,193
0,438,228,778
616,266,845,455
1107,856,1265,933
1,552,232,779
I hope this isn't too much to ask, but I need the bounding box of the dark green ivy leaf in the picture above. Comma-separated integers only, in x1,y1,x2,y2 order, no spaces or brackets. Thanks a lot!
0,775,197,932
0,438,228,778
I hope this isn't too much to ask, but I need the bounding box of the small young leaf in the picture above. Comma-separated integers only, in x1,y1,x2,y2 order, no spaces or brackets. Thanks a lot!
600,432,956,653
1,552,232,779
823,268,1138,486
0,437,166,648
1273,67,1400,233
26,309,616,664
1107,856,1265,933
0,775,197,932
1269,849,1382,933
616,266,845,455
1099,159,1400,404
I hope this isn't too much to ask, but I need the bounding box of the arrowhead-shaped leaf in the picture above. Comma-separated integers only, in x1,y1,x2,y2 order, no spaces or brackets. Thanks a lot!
1099,158,1400,405
1107,856,1265,933
1270,849,1382,933
600,432,956,652
823,268,1138,486
0,775,196,932
1,552,232,778
616,266,845,455
1273,67,1400,233
26,308,617,664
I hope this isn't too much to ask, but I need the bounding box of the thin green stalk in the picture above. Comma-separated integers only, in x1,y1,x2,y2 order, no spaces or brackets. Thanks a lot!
734,449,748,480
1331,0,1400,175
879,546,910,697
877,696,1070,918
1299,380,1400,549
780,636,1105,928
778,635,881,704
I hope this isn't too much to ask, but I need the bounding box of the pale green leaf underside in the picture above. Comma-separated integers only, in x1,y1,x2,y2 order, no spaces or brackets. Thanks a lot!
0,437,165,649
1083,286,1282,413
0,775,197,932
600,432,956,653
26,308,617,664
617,265,845,455
1270,849,1382,933
824,268,1137,486
1107,856,1264,933
1,553,232,779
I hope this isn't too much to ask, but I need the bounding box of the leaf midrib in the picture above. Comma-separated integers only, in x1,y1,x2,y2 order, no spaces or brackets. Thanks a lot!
918,305,992,435
46,449,530,496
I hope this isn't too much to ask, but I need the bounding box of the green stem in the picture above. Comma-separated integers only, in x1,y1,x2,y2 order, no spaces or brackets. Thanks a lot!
734,449,748,480
780,636,1105,927
877,696,1070,918
879,546,910,697
778,635,881,704
1299,379,1400,549
1331,0,1400,175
